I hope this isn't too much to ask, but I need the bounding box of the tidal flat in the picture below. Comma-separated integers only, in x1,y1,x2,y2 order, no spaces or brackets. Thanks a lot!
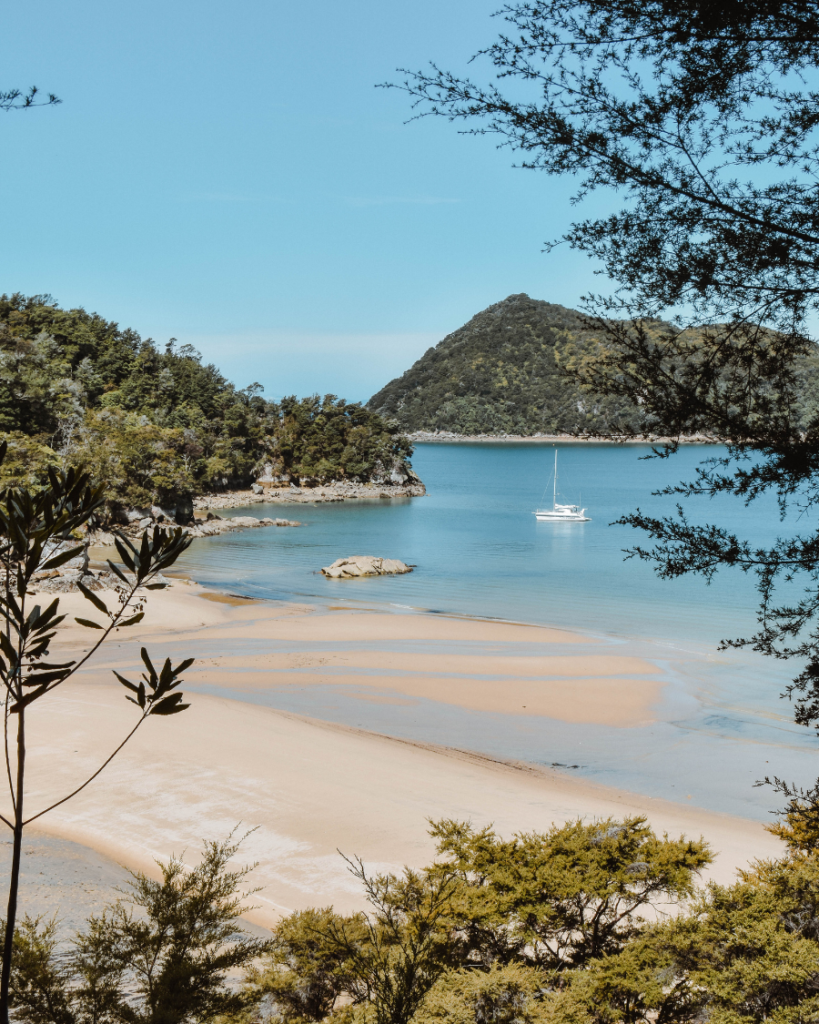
12,582,781,922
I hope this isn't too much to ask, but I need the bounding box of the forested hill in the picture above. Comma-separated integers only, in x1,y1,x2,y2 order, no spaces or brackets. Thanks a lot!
0,293,416,514
368,293,819,436
367,294,645,435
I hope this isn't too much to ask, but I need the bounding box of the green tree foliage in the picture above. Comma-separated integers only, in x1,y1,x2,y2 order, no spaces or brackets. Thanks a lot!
416,963,548,1024
367,295,819,437
251,817,711,1024
248,816,819,1024
0,294,416,514
246,907,369,1023
8,836,268,1024
275,396,414,485
426,817,711,973
250,858,457,1024
545,854,819,1024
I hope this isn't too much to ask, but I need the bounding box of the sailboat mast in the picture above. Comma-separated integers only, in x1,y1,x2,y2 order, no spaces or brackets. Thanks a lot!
553,449,557,508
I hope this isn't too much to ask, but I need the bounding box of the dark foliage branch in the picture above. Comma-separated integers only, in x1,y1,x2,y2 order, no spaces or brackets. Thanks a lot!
390,0,819,741
0,87,59,113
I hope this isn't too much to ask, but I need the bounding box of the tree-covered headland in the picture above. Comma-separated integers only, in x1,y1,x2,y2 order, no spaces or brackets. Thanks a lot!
0,293,416,520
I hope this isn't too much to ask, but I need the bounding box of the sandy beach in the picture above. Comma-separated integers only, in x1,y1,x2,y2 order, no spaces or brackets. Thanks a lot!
0,580,782,929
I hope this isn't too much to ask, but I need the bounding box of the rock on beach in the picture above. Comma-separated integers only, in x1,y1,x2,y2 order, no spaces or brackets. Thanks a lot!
321,556,413,579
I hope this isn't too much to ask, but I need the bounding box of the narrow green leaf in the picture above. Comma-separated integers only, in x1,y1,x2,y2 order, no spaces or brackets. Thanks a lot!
151,693,190,716
74,617,103,630
140,647,155,678
40,545,84,572
174,657,195,675
117,612,145,628
29,599,60,633
114,538,136,573
77,582,108,615
21,669,70,687
113,671,139,693
159,658,173,689
106,560,130,584
0,633,18,665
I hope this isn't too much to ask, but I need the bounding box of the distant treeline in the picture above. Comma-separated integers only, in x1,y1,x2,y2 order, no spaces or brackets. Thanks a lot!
368,293,819,436
0,293,414,513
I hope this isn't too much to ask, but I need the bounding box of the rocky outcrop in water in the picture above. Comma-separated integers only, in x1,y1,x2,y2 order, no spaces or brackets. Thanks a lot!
321,556,413,579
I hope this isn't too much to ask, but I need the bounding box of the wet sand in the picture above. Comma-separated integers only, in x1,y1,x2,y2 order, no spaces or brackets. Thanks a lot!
5,581,783,925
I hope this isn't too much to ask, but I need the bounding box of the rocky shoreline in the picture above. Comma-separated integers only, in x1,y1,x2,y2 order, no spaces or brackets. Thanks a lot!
193,478,426,511
406,430,718,444
80,479,426,553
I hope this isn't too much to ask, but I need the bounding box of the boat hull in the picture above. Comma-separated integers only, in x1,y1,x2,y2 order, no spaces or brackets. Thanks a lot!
534,510,590,522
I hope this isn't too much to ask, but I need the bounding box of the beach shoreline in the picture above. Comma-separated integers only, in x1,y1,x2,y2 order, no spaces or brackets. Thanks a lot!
10,579,784,927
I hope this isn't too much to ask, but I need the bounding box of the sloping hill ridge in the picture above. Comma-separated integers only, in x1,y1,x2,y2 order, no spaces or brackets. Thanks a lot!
367,294,643,435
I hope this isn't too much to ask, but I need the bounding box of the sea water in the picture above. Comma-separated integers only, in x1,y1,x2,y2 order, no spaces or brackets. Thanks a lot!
170,442,819,818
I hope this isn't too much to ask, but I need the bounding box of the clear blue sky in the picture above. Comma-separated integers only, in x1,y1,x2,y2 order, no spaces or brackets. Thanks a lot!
1,0,608,402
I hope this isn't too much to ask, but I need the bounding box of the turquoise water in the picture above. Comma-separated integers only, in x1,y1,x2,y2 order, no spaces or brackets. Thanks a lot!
169,442,819,819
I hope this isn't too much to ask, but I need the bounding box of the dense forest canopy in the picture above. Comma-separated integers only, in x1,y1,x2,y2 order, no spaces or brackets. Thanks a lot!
0,293,414,514
368,294,819,436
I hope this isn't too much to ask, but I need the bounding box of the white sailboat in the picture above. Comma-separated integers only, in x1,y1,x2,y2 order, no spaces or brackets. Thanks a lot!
534,450,590,522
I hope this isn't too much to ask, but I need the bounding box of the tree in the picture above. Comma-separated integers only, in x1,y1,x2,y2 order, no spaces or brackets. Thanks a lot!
0,294,419,512
253,857,458,1024
393,3,819,767
9,835,269,1024
323,858,458,1024
0,445,194,1022
256,818,711,1024
426,817,711,973
246,906,369,1022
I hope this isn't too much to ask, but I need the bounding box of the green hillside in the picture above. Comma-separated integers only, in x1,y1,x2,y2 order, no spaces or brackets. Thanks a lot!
367,294,645,435
368,293,819,436
0,293,415,516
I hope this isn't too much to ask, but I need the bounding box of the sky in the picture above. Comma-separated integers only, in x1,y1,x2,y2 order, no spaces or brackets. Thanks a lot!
0,0,609,402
